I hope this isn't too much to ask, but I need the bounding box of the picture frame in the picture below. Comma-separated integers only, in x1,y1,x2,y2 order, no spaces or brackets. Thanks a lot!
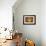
23,15,36,25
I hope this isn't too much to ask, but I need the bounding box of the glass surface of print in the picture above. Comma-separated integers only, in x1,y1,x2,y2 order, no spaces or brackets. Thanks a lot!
23,15,36,25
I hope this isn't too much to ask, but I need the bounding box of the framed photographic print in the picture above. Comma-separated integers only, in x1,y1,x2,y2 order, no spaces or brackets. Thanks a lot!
23,15,36,25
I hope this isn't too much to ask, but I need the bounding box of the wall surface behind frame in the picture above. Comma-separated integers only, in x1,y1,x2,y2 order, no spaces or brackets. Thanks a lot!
13,0,41,46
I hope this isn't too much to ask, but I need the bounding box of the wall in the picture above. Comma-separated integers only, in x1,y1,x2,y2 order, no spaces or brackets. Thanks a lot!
13,0,41,46
41,0,46,46
0,0,16,39
0,0,16,30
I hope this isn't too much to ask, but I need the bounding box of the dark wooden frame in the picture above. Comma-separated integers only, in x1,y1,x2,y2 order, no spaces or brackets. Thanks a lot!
23,15,36,25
